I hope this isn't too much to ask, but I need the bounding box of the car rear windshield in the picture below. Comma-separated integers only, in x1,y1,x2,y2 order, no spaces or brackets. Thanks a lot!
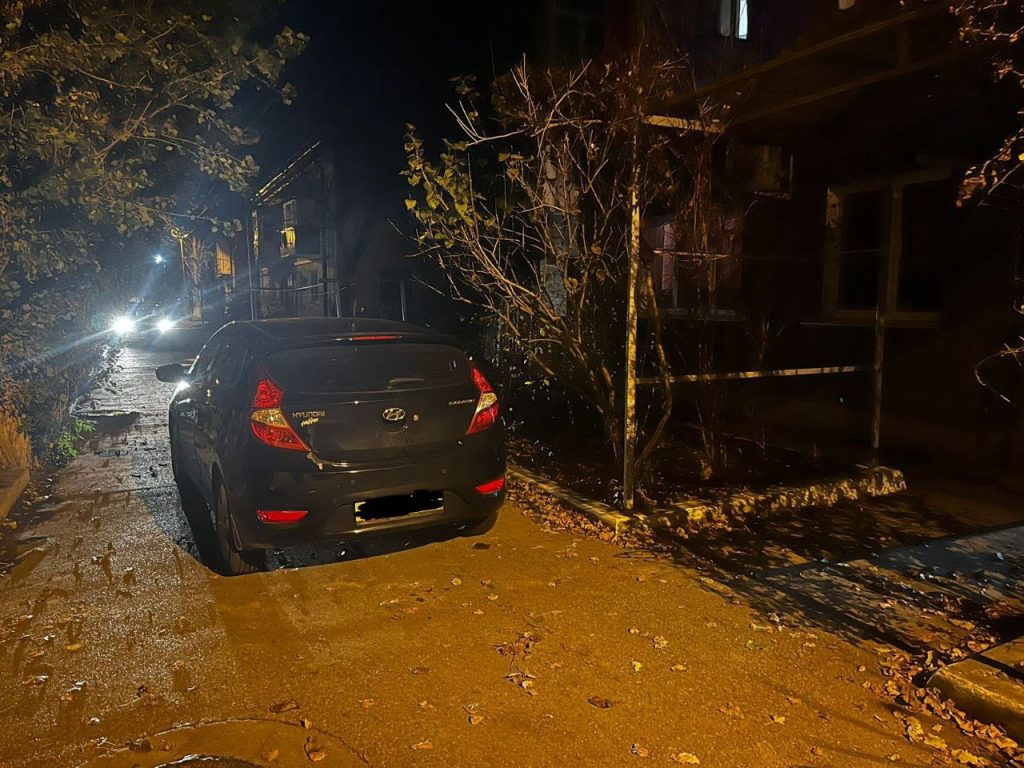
264,342,469,393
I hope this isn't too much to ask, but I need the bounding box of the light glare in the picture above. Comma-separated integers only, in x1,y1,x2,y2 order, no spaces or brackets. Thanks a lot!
156,318,175,333
111,316,136,335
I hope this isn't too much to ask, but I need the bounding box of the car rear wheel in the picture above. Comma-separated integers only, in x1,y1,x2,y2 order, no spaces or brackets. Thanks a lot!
215,481,263,576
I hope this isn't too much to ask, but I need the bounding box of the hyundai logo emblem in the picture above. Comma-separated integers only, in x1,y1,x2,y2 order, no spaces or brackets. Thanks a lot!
381,407,406,423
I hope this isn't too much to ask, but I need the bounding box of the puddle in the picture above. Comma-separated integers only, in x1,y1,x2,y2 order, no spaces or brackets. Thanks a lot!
77,718,364,768
156,758,260,768
0,540,50,582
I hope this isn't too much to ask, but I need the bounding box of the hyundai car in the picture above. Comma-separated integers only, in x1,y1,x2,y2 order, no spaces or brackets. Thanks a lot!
155,318,506,574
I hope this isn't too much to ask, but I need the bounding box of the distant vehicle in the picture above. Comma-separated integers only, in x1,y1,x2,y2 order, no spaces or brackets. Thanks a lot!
110,298,186,338
155,318,506,574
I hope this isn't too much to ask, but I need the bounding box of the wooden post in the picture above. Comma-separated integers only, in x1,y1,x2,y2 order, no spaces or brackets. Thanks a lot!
623,141,641,511
871,302,885,464
871,185,899,464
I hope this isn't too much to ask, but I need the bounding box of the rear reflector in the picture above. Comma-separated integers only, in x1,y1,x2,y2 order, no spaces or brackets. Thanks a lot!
475,476,506,495
257,509,308,524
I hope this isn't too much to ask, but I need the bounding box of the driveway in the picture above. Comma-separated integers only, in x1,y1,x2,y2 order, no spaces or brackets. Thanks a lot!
0,346,1013,767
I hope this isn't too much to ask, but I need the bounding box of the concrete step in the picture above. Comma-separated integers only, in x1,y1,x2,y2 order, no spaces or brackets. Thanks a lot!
930,637,1024,742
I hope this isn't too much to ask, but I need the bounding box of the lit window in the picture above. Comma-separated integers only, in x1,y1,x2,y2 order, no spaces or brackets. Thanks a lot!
736,0,748,40
215,243,233,276
719,0,749,40
281,227,297,253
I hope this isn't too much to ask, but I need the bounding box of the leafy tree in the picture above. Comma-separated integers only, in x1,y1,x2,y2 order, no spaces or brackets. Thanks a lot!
948,1,1024,405
951,0,1024,203
0,0,306,457
404,48,730,484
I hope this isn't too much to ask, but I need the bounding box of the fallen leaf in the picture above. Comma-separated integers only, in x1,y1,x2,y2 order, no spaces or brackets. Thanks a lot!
670,664,687,672
412,739,433,750
269,699,299,714
631,743,650,758
769,714,786,725
670,753,700,765
451,577,462,586
951,749,989,766
468,713,484,726
304,744,326,763
65,643,83,652
718,703,743,719
588,696,614,709
299,717,312,729
924,733,947,751
358,698,376,709
487,594,499,601
653,636,668,650
632,661,643,673
260,748,279,762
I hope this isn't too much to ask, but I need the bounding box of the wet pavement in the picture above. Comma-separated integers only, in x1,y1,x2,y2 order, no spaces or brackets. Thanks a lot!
0,345,1021,767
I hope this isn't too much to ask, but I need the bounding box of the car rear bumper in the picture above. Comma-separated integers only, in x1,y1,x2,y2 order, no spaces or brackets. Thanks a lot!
228,442,505,550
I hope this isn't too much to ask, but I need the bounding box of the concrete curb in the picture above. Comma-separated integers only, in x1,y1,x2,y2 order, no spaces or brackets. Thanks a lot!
647,465,907,530
508,465,631,534
509,463,906,535
0,467,29,522
929,637,1024,742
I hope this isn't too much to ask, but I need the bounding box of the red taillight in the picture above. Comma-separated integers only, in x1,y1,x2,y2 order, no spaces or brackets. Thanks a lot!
257,509,308,524
467,364,499,435
252,377,284,409
471,366,493,393
250,374,308,451
250,420,308,451
475,476,506,495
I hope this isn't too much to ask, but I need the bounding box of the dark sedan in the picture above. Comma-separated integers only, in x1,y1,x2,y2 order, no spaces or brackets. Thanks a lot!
156,318,506,574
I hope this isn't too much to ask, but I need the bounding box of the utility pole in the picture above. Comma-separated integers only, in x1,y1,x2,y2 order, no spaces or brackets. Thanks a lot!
169,227,191,318
245,209,257,321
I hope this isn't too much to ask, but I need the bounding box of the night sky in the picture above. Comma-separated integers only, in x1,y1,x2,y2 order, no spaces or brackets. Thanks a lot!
253,1,533,222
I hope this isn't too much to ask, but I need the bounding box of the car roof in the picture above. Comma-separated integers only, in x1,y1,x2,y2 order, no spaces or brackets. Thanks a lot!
226,318,449,350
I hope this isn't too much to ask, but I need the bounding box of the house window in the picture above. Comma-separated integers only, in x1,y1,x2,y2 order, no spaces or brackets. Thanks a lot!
643,215,742,315
281,227,297,254
551,0,606,64
836,189,885,310
719,0,749,40
824,170,949,326
380,276,407,322
215,242,233,277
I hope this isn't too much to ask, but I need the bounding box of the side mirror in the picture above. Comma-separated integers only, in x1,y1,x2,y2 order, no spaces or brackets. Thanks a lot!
155,363,187,383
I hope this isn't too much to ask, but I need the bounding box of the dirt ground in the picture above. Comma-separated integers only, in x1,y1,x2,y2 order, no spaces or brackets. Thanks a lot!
0,346,1020,767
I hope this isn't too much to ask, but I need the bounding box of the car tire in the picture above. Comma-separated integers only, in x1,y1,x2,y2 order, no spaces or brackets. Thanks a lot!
214,480,263,576
170,439,181,483
461,510,499,537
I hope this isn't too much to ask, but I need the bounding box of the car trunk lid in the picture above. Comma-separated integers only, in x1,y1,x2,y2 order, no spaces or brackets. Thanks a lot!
262,341,479,464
